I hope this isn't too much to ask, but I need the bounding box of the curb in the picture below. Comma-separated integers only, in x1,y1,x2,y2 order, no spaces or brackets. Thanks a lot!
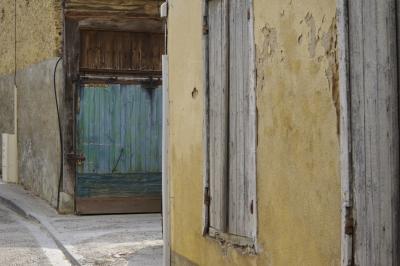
0,195,33,219
0,195,81,266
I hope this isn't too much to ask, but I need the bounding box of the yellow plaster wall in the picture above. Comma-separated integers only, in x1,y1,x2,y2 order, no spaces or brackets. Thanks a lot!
168,0,341,265
0,0,62,75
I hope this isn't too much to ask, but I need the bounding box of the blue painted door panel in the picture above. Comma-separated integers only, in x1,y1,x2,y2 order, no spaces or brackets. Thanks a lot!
76,84,162,199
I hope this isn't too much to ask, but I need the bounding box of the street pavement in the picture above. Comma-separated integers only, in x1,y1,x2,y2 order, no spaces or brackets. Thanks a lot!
0,202,70,266
0,181,163,266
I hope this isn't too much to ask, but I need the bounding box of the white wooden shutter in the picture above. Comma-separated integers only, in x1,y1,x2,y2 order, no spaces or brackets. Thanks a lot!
228,0,254,238
349,0,400,264
207,0,256,240
208,0,229,233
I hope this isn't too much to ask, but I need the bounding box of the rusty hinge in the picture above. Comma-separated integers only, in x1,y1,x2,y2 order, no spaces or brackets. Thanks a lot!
247,8,251,20
67,153,86,165
204,187,211,206
345,206,354,235
203,16,209,35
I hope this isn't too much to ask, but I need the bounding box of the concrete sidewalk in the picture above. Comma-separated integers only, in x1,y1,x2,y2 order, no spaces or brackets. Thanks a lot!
0,181,163,266
0,202,71,266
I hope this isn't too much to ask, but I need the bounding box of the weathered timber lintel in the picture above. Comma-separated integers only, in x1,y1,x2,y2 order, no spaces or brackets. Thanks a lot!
64,0,162,19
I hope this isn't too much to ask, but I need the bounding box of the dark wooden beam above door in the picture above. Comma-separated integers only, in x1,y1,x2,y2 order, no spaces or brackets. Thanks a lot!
64,0,162,18
78,17,163,33
64,0,163,33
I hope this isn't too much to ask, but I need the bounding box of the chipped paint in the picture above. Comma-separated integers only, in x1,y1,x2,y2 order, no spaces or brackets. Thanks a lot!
76,84,162,199
305,12,318,57
168,0,341,265
322,16,340,134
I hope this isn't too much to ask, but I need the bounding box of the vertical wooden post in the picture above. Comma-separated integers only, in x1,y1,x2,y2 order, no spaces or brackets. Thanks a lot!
202,0,210,236
337,0,353,265
63,18,80,198
162,54,170,266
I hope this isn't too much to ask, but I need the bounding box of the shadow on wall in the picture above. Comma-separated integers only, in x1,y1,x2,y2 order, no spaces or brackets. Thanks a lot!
0,58,63,208
0,74,15,173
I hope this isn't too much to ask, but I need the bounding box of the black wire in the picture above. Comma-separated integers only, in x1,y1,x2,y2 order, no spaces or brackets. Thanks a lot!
54,57,63,211
14,0,16,86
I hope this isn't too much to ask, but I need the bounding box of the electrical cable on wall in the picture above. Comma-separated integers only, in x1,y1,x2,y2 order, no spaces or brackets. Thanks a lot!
13,0,18,175
14,0,16,86
54,57,64,211
14,0,17,135
13,1,63,208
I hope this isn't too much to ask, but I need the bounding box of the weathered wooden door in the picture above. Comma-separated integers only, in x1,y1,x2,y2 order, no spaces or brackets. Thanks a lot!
347,0,399,264
75,83,162,214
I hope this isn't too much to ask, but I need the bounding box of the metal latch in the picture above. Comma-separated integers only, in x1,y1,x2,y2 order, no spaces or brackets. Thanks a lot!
344,206,354,235
203,17,209,35
204,187,211,206
67,153,86,165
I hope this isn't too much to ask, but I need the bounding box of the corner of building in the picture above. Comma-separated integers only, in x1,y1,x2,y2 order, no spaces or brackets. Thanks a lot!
167,0,341,265
0,0,65,209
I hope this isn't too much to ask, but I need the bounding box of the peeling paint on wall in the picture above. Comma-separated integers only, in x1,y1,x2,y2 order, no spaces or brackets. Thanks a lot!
305,12,318,57
322,17,340,134
168,0,341,265
257,24,277,91
254,1,341,264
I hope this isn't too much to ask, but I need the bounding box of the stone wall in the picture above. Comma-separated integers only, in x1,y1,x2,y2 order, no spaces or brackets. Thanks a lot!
0,0,63,207
16,59,63,207
0,0,62,75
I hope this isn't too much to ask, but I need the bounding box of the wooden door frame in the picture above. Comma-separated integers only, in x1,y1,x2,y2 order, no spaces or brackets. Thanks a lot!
62,4,164,213
337,1,353,264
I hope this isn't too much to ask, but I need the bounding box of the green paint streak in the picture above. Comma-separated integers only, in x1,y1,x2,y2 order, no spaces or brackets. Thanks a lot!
76,84,162,198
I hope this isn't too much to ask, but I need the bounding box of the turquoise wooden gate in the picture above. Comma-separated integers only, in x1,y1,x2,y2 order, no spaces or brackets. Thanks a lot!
75,83,162,214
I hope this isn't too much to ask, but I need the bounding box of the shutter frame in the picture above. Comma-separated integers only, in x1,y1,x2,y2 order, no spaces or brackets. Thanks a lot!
205,0,257,241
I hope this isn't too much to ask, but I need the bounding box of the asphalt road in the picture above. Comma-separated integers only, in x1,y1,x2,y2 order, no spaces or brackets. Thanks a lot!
0,202,71,266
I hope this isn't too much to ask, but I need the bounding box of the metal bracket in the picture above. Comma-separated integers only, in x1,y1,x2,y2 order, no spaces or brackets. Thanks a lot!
203,17,209,35
204,187,211,206
344,206,354,235
160,2,168,18
66,153,86,165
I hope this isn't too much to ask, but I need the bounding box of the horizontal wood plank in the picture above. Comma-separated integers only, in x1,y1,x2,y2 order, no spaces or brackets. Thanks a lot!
80,30,164,73
64,0,161,16
78,17,163,33
76,196,162,214
76,173,162,198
